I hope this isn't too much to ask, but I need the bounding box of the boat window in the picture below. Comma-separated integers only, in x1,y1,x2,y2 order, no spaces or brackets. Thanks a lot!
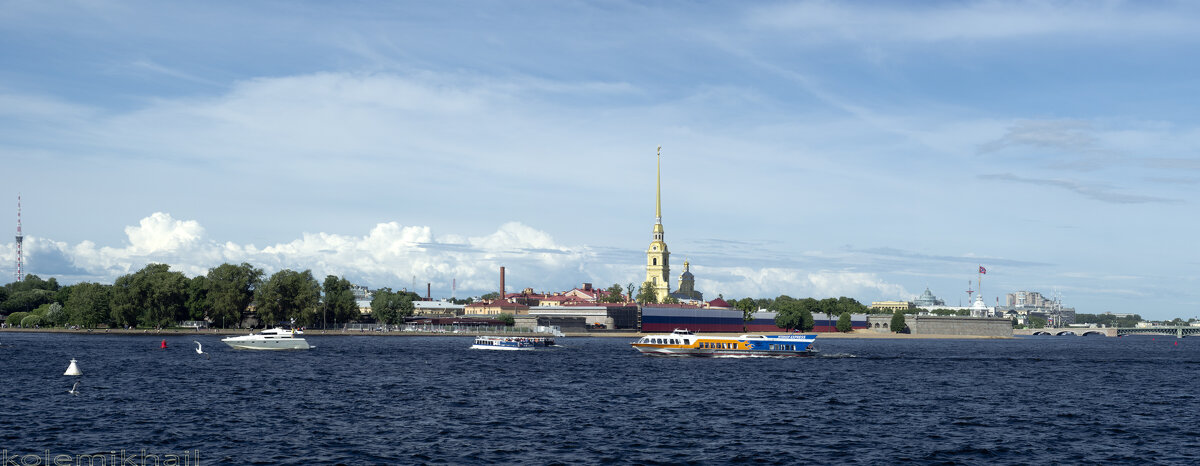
684,339,689,345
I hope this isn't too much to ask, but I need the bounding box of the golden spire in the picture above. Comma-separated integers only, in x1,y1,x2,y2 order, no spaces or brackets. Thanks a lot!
656,145,662,222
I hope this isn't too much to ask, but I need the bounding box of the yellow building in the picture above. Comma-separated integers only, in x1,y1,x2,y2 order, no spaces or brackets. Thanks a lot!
464,301,530,316
870,301,915,312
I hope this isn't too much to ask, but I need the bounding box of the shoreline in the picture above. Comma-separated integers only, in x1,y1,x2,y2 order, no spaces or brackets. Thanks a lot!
0,327,1012,339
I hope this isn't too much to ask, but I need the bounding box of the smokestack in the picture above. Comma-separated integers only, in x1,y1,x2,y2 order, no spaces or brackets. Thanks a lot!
500,266,506,302
427,283,431,300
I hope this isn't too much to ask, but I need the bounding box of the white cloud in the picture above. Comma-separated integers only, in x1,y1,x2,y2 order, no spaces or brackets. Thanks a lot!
125,212,204,254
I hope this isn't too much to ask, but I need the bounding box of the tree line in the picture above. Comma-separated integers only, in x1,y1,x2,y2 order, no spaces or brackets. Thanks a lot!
0,263,422,329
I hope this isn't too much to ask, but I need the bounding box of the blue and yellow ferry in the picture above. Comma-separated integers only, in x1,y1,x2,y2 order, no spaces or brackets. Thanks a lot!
631,329,817,357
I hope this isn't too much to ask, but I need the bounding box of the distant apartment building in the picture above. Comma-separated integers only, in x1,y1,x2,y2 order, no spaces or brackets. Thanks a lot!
999,290,1075,326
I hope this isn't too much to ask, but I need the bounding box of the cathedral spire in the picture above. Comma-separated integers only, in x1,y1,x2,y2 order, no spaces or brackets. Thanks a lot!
655,145,662,223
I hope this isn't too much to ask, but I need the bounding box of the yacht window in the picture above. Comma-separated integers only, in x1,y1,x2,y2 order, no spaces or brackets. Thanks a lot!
684,339,690,345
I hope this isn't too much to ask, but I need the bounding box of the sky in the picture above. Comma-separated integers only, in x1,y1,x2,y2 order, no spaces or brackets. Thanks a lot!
2,1,1199,319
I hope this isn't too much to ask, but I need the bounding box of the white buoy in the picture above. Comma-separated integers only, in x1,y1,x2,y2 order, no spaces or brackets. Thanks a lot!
64,358,82,376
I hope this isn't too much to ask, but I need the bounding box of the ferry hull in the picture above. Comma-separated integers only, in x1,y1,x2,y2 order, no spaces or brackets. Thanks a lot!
470,344,535,351
631,330,817,357
222,340,310,350
631,345,816,357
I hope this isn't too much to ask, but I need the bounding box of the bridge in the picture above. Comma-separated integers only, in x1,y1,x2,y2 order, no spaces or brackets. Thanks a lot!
1013,327,1200,338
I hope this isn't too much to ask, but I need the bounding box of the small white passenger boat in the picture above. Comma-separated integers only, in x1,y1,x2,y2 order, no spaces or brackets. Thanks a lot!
470,336,556,351
221,328,310,350
631,329,816,357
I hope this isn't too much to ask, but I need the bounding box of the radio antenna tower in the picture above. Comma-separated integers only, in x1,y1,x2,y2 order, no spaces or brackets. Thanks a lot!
15,194,24,282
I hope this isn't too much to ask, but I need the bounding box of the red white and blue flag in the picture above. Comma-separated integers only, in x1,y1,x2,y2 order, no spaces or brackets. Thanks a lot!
979,266,987,274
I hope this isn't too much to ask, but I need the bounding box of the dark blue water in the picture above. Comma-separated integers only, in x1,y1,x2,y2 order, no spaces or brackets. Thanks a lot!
2,333,1199,465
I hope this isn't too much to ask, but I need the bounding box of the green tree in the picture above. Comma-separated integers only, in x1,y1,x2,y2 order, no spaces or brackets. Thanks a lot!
185,275,209,321
818,297,839,326
54,285,74,309
64,283,110,328
1029,316,1047,329
836,312,853,332
480,291,500,301
626,283,635,303
43,302,66,326
370,287,416,326
206,262,263,328
30,302,52,317
5,311,30,327
733,298,757,322
256,269,321,327
771,295,815,332
21,314,42,327
636,280,658,304
598,283,625,303
322,275,360,327
1,288,55,314
109,263,189,328
496,313,515,326
891,310,908,333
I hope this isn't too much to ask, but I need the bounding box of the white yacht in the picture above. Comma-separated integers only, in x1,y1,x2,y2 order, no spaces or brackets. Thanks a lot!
221,328,310,350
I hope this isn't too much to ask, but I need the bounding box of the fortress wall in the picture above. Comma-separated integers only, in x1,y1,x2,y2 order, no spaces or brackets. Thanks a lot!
908,315,1012,337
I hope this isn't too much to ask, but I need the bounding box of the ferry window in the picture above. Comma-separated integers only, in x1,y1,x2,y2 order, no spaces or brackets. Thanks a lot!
684,339,689,345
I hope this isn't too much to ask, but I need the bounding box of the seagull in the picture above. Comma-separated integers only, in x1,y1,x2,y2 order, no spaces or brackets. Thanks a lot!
67,382,80,396
193,340,210,359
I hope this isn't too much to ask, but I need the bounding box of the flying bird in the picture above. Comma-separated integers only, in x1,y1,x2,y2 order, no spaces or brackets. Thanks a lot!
193,340,210,359
67,382,80,396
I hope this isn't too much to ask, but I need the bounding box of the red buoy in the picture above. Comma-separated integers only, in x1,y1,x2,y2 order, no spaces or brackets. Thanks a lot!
161,339,167,349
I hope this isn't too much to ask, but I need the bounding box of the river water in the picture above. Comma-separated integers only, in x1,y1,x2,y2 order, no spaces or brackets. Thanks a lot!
2,332,1198,464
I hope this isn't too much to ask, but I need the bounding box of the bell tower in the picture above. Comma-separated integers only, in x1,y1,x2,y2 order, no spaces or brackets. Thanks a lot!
645,146,670,301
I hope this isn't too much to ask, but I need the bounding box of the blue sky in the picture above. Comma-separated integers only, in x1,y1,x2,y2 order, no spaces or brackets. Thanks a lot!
3,1,1199,319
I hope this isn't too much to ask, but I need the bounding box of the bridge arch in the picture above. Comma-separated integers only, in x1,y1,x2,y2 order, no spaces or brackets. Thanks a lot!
1081,331,1106,337
1055,331,1077,336
1032,331,1052,336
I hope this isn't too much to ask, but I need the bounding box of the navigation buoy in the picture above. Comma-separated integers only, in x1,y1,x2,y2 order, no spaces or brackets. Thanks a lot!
64,359,82,376
161,339,167,349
